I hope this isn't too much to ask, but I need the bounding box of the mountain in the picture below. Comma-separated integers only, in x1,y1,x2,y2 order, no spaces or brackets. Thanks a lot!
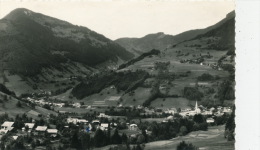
193,13,235,52
115,32,177,56
0,8,134,76
115,11,235,55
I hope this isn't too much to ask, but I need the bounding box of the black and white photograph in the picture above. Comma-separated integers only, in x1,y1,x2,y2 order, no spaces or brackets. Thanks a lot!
0,0,259,150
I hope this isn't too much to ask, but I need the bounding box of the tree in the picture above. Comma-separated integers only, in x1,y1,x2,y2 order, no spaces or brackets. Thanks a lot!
16,101,22,107
179,126,188,136
94,129,106,147
193,114,204,124
80,133,91,150
111,129,122,144
136,144,142,150
225,106,235,141
70,131,81,149
141,129,148,143
121,133,128,144
136,135,145,144
177,141,197,150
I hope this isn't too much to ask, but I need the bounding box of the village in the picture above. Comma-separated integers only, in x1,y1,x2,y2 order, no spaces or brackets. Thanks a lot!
0,93,233,150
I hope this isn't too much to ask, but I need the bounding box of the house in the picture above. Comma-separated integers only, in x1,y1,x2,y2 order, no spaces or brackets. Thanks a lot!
35,126,47,135
92,120,100,125
97,113,110,118
72,103,81,108
67,118,78,124
201,111,212,115
0,121,14,134
53,103,65,108
47,129,58,137
78,119,88,124
12,136,19,140
99,123,109,131
164,109,175,114
223,107,232,114
137,105,143,110
129,124,138,131
206,118,215,124
22,123,35,132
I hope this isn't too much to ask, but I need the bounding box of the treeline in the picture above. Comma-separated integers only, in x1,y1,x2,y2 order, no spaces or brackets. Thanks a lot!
72,70,149,99
197,73,215,81
118,49,160,69
0,84,15,96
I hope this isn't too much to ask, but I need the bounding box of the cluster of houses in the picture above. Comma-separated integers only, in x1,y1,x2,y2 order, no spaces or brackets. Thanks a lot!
66,113,139,132
179,101,232,124
26,97,65,108
0,121,58,137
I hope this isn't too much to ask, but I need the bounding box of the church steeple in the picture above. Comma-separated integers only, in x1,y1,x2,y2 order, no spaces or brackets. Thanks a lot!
195,101,199,114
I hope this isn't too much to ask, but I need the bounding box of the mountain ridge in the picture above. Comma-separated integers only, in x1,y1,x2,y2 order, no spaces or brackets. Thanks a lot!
115,10,235,55
0,8,134,76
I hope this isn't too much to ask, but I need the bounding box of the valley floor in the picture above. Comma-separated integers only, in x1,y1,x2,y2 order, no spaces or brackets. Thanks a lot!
96,125,234,150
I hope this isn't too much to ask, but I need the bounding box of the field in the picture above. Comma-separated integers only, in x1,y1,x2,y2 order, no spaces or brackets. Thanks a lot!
92,125,234,150
145,125,234,150
150,97,194,109
0,92,31,118
121,87,151,106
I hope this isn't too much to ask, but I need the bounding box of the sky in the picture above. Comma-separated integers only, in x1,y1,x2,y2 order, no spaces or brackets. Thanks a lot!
0,0,235,40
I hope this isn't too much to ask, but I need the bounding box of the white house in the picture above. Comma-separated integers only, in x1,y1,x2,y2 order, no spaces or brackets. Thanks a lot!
78,119,88,124
35,126,47,135
53,103,65,108
72,103,81,108
164,109,175,114
47,129,58,137
206,118,215,123
67,118,78,124
92,120,100,124
223,107,232,114
201,111,212,115
0,121,14,134
99,123,109,131
97,113,110,118
129,124,138,131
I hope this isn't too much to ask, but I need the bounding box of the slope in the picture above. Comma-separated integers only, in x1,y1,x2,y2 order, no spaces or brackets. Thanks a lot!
115,11,235,55
0,8,134,76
